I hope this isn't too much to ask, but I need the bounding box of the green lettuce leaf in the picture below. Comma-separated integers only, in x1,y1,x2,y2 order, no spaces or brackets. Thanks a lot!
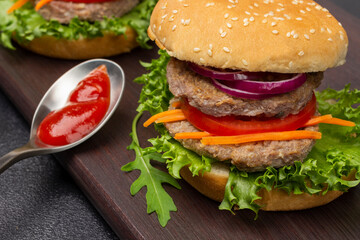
0,0,157,49
125,51,360,225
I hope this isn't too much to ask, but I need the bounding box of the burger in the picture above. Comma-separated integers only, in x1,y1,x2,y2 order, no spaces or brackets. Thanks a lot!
123,0,360,226
0,0,157,59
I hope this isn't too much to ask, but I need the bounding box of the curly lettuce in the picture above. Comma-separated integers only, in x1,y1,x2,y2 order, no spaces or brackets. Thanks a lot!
124,50,360,226
0,0,157,49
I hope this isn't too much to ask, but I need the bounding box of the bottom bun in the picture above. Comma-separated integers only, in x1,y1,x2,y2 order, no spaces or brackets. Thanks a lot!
180,162,353,211
16,27,138,59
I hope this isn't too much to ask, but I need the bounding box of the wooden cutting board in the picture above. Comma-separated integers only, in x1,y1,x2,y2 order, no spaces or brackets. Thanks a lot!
0,1,359,239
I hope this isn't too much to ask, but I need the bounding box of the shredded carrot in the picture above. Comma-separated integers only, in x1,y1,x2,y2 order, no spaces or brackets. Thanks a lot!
155,113,186,124
171,101,181,108
175,132,212,139
143,109,183,127
35,0,55,11
201,130,322,145
7,0,29,14
319,118,356,127
303,114,333,127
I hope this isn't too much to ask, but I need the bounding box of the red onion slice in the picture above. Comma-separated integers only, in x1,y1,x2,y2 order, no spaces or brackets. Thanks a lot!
221,73,307,94
189,62,307,95
211,78,273,100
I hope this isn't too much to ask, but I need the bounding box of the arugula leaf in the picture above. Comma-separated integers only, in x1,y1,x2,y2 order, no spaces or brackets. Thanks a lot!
0,0,157,49
123,50,214,226
122,112,180,227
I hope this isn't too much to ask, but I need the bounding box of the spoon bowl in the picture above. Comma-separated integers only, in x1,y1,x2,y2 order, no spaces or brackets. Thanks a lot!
0,59,125,174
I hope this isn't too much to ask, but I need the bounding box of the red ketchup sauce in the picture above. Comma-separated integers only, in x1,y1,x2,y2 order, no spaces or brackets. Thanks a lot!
37,65,110,146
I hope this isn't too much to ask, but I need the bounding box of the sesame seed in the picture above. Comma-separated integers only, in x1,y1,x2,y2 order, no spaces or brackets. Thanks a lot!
193,48,201,53
321,27,325,32
286,32,291,37
328,38,333,42
249,5,254,9
245,11,251,15
278,3,284,7
254,13,259,16
169,15,175,22
173,10,178,14
310,29,316,34
327,14,332,18
242,59,248,65
291,30,295,36
272,30,279,35
300,10,306,14
293,33,299,39
262,19,268,23
304,34,310,40
284,14,291,19
172,25,177,31
158,26,161,31
244,22,249,26
327,28,332,34
254,3,259,7
306,7,311,11
315,5,322,10
162,14,168,19
340,34,344,40
227,23,232,28
289,61,293,68
224,13,229,19
206,2,215,7
298,51,304,56
223,47,230,53
209,44,213,50
200,58,205,64
231,17,239,21
296,17,303,21
183,4,189,7
249,17,255,22
338,22,342,26
322,8,329,12
271,22,277,27
208,50,213,57
243,18,249,22
221,32,227,38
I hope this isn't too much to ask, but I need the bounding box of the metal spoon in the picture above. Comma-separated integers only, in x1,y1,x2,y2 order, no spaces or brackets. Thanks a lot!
0,59,125,174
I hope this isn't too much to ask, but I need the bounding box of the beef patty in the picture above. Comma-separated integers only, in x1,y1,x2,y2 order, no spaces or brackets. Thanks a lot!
34,0,140,24
167,58,323,118
165,98,318,172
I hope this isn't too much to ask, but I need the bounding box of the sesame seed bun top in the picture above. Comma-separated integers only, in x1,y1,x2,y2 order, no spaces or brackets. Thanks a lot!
148,0,348,73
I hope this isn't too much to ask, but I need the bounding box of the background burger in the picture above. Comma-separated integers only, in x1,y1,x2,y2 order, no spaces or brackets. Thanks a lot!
123,0,360,226
0,0,157,59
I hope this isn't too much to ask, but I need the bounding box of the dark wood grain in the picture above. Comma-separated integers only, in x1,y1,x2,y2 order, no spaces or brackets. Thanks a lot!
0,0,359,239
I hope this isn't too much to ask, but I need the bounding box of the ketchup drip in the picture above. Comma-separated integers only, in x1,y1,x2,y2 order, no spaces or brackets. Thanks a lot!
37,65,110,146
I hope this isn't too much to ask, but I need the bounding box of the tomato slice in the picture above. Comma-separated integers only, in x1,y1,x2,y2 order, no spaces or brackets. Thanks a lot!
180,94,316,136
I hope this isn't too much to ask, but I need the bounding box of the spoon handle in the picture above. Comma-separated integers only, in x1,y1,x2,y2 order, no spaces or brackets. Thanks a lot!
0,142,37,174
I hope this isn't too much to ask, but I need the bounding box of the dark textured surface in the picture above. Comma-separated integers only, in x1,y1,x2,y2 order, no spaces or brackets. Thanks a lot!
0,0,358,239
0,90,118,240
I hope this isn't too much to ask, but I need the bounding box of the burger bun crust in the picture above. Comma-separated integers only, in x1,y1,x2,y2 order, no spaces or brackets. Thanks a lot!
148,0,348,73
